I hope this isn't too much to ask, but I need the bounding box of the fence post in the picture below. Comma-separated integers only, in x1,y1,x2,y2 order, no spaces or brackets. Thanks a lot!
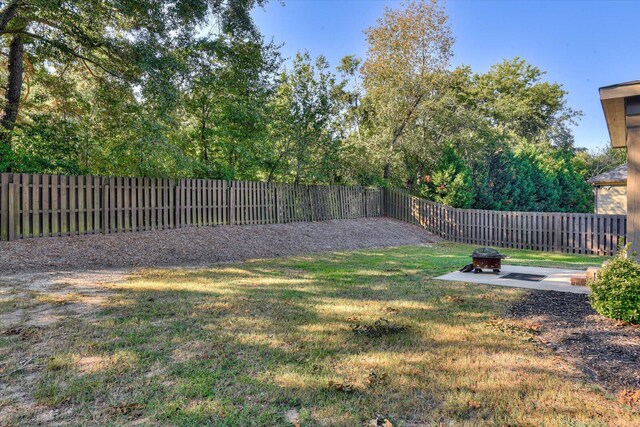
8,183,16,241
102,183,109,234
307,186,315,222
554,214,561,252
363,188,368,218
228,181,235,226
1,173,8,241
382,188,387,217
274,185,281,223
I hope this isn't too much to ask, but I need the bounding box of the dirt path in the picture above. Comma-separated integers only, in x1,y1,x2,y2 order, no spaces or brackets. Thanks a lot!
0,218,439,273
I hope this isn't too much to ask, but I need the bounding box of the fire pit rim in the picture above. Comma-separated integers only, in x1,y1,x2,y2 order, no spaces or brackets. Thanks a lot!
469,247,507,259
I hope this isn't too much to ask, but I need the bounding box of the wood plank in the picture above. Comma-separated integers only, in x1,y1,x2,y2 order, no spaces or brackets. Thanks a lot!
134,177,141,230
211,180,218,225
274,185,281,223
130,177,138,232
50,175,59,236
165,178,171,229
32,174,41,238
237,181,242,225
42,174,50,237
0,173,8,241
189,179,195,226
263,182,269,224
113,176,120,233
221,180,227,225
123,178,130,231
247,181,252,225
199,179,204,226
169,179,175,229
77,175,85,234
21,174,30,238
175,179,182,228
244,181,249,225
69,175,77,235
60,175,68,236
611,216,617,256
204,179,210,226
109,177,116,233
93,177,100,233
229,181,235,225
102,180,109,234
143,178,149,230
246,181,251,224
8,182,17,240
150,178,156,230
214,180,221,225
85,176,92,234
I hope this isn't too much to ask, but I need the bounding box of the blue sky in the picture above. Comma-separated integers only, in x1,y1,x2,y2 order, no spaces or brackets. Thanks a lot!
253,0,640,151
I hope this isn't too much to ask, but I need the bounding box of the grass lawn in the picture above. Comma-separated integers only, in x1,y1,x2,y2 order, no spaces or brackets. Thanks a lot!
1,243,637,426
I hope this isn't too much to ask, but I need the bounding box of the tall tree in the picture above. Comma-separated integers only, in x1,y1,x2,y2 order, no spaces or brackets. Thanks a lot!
573,146,627,180
268,52,345,184
470,58,580,150
0,0,267,167
184,36,281,179
362,0,453,181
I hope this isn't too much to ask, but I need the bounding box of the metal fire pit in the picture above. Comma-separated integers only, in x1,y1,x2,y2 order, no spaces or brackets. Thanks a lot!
470,247,506,273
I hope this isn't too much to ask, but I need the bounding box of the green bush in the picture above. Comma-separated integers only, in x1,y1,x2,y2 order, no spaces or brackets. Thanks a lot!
589,246,640,324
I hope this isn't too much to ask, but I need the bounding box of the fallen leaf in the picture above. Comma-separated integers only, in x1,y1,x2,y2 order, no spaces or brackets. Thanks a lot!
328,380,354,392
468,399,482,410
618,388,640,407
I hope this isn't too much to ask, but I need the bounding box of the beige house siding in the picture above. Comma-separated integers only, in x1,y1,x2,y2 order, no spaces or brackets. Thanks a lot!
594,185,627,214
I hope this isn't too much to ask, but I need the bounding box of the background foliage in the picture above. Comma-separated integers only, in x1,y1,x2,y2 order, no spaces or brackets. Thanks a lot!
0,0,621,212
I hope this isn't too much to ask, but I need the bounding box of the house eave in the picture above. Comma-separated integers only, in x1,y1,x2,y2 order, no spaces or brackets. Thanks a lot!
600,81,640,148
589,180,627,187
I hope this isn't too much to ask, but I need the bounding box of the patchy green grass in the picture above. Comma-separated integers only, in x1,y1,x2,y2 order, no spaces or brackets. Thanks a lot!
1,243,635,426
437,242,610,270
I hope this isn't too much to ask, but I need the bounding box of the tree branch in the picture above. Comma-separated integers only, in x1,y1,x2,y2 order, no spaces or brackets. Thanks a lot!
13,30,123,78
0,0,22,33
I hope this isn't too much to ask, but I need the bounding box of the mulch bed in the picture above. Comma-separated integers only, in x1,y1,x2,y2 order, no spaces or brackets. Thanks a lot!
0,218,439,274
509,290,640,393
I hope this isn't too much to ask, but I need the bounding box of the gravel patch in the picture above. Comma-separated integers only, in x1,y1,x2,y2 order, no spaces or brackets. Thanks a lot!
0,218,439,273
509,290,640,393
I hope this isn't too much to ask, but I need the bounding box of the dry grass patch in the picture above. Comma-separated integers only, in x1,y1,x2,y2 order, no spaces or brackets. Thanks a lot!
0,243,636,426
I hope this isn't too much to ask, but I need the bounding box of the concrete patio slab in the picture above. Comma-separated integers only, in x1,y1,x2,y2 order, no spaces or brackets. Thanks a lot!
434,264,592,294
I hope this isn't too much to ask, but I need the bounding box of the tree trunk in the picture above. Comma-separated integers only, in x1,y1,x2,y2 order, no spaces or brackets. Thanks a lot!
0,34,23,162
383,161,391,180
382,93,425,181
200,102,208,163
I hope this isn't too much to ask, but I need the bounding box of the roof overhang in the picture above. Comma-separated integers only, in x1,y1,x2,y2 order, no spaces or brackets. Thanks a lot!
600,81,640,148
589,180,626,186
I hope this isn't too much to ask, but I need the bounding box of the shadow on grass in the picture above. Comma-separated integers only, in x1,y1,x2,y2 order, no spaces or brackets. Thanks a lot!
5,246,634,426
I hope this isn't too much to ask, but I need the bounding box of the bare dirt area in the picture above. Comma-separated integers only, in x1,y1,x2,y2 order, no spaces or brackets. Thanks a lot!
0,270,126,329
0,270,126,425
508,290,640,395
0,218,439,274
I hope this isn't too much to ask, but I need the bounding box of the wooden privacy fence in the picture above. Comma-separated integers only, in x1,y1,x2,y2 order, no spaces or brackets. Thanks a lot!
0,172,628,256
384,189,626,256
0,173,383,241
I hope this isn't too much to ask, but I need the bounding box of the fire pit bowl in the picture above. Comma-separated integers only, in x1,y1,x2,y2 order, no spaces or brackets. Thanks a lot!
470,247,507,274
